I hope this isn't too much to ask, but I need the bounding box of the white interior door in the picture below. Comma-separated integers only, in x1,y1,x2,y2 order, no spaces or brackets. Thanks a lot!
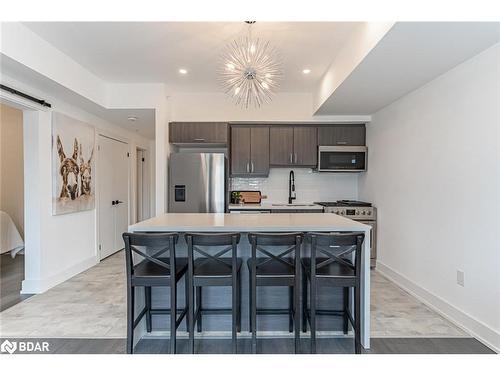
98,135,129,260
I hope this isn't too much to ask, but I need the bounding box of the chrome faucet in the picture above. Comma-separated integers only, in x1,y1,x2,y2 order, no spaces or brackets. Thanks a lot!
288,170,296,204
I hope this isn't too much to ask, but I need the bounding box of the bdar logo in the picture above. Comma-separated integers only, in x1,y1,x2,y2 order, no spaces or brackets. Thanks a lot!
1,339,17,354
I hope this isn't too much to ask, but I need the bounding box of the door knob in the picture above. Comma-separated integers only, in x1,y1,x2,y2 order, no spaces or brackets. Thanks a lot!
111,200,116,205
116,200,124,204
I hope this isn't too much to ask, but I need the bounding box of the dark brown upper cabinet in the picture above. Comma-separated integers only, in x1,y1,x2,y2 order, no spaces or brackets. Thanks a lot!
270,126,317,167
230,126,270,177
318,124,366,146
169,122,228,144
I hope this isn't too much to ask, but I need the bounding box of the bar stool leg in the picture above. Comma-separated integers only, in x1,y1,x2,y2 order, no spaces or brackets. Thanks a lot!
232,275,238,354
288,286,294,333
294,276,300,354
248,271,252,333
188,283,194,354
237,270,242,332
145,286,152,333
170,282,177,354
251,271,257,354
354,285,362,354
196,286,202,333
127,285,134,354
310,276,317,354
302,268,307,333
184,277,189,332
343,287,349,335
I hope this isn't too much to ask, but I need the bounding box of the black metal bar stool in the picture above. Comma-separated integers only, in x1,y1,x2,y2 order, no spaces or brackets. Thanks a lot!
301,232,365,354
248,232,303,354
185,232,242,354
122,232,188,354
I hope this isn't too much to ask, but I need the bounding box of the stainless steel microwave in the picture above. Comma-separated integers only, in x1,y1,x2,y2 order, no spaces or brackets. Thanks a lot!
317,146,367,172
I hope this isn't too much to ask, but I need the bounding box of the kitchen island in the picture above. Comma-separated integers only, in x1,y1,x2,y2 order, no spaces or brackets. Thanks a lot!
129,213,371,349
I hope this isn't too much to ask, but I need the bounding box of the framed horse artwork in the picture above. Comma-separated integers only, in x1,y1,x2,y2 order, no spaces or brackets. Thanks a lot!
52,112,95,215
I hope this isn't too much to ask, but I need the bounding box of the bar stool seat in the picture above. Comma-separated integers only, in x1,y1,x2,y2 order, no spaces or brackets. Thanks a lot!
133,258,188,283
301,257,356,280
194,258,242,278
247,257,296,279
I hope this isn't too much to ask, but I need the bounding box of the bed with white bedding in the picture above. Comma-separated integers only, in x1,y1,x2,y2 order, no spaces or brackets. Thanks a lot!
0,210,24,257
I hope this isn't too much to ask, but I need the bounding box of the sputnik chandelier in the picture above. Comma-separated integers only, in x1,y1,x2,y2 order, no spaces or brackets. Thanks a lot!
219,21,283,109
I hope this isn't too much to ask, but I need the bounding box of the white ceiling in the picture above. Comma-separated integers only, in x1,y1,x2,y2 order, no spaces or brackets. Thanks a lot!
1,54,156,139
23,22,360,93
315,22,500,115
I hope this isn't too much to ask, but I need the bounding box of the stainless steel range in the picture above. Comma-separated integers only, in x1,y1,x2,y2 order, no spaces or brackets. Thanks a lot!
314,200,377,268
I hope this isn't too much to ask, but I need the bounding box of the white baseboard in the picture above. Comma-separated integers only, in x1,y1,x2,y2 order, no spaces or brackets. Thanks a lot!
21,255,99,294
377,261,499,353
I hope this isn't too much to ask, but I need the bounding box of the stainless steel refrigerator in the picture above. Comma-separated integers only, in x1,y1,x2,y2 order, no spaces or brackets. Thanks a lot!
168,153,227,213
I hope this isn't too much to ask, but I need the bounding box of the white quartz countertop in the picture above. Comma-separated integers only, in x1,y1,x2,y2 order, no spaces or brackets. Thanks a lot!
228,202,324,211
129,212,369,232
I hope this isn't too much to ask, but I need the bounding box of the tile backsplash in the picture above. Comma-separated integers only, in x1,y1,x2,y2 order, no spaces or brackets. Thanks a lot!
230,168,358,203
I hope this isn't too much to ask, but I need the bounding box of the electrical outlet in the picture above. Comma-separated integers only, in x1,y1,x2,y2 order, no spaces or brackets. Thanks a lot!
457,270,465,287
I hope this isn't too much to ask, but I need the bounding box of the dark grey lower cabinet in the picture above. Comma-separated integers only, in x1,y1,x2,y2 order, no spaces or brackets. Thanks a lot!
270,209,324,213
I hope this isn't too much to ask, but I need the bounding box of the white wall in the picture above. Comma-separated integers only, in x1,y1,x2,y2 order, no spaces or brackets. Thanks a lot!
0,103,24,236
170,92,370,123
359,44,500,350
1,75,153,294
314,22,394,112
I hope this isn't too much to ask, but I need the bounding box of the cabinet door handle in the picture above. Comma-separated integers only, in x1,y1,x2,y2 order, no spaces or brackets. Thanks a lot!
289,153,293,164
294,153,297,163
246,162,250,173
251,162,254,173
194,138,205,142
336,141,347,145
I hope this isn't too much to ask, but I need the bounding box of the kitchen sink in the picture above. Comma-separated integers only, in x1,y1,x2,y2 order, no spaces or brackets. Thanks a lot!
271,204,317,207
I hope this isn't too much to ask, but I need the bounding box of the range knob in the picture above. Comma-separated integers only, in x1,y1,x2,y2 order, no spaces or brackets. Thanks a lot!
367,210,372,215
361,211,366,215
355,210,359,215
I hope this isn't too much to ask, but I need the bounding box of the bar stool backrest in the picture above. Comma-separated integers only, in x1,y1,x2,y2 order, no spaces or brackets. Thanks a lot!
185,232,241,271
122,232,179,278
306,232,365,276
248,232,303,270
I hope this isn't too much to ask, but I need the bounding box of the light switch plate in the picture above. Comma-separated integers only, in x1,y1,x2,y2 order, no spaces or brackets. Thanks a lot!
457,270,465,287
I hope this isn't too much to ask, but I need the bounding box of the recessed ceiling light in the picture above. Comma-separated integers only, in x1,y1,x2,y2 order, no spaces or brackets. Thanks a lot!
127,116,138,122
302,69,311,74
179,68,188,74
